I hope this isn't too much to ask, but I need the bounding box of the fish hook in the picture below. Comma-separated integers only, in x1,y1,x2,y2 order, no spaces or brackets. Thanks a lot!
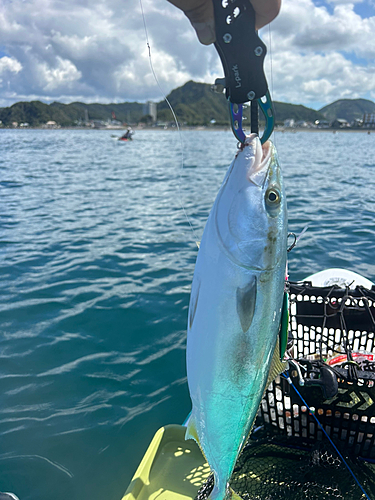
287,232,297,252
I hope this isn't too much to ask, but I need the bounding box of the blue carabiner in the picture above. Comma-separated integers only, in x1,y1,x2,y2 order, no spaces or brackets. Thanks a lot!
258,91,275,144
230,90,274,145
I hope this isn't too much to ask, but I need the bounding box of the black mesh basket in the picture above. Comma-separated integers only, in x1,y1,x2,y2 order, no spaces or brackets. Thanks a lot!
195,280,375,500
257,281,375,460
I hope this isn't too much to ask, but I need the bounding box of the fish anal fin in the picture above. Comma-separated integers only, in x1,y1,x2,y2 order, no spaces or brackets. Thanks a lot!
185,415,209,463
236,277,257,333
185,415,199,444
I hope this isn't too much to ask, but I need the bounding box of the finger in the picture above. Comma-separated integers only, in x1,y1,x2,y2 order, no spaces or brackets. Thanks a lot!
250,0,281,30
166,0,216,45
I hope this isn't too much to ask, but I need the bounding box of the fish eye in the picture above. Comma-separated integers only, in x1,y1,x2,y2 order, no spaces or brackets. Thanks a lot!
265,187,281,207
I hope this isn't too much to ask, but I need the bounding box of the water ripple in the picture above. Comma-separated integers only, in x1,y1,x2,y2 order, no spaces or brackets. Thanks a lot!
0,129,374,500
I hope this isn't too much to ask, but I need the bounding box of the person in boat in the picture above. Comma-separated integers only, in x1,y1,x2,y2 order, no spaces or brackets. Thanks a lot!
120,127,134,140
166,0,281,45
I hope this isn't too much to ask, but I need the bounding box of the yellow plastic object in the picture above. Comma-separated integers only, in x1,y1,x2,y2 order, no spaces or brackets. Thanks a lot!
122,424,211,500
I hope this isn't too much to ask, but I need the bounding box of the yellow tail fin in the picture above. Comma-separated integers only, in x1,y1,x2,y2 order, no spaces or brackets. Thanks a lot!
228,487,243,500
208,486,243,500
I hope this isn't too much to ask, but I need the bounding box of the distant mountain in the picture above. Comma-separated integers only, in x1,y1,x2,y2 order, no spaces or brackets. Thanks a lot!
319,99,375,122
158,81,325,126
1,82,374,128
157,80,229,126
272,101,324,124
0,100,144,127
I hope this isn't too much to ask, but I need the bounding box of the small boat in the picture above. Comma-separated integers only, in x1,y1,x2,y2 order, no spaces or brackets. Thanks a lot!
111,135,133,142
122,269,375,500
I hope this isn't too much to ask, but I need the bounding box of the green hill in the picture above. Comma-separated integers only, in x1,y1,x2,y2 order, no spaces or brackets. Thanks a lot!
0,100,144,127
1,81,373,128
272,101,324,123
157,80,229,126
319,99,375,122
158,81,325,126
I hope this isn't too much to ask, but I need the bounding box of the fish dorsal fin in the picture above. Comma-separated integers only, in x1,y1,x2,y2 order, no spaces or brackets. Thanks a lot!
265,336,288,389
279,291,289,361
236,277,257,333
240,336,288,455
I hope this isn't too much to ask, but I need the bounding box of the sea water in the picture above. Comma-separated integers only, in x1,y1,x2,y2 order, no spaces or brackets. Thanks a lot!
0,129,374,500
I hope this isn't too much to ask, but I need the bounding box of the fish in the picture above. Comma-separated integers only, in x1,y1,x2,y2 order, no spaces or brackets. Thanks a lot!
185,134,288,500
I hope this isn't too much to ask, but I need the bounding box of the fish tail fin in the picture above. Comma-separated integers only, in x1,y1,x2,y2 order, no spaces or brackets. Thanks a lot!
228,488,243,500
208,486,243,500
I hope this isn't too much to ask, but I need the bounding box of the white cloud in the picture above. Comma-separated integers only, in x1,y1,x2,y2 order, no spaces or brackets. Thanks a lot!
326,0,363,4
38,56,82,91
266,50,375,107
261,0,375,106
0,56,22,75
0,0,374,108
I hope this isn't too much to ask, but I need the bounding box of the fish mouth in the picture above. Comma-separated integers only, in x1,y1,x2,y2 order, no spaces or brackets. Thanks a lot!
245,135,272,187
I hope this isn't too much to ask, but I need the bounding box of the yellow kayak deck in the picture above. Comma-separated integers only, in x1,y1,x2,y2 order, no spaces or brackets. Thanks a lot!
122,424,211,500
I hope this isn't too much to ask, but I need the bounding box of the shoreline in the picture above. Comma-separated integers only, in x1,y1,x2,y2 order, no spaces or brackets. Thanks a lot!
0,126,373,133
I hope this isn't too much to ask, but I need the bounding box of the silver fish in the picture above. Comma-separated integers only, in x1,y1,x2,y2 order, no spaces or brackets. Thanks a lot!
185,134,288,500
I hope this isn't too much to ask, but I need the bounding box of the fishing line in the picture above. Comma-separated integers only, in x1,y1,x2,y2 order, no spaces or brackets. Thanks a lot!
282,372,372,500
266,18,369,500
138,0,200,247
267,23,277,148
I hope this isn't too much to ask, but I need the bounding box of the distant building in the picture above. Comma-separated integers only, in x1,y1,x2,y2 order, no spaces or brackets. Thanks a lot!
92,120,106,129
352,118,363,128
331,118,350,129
363,113,375,128
295,120,308,128
284,119,295,128
45,120,58,128
315,120,330,128
142,101,157,122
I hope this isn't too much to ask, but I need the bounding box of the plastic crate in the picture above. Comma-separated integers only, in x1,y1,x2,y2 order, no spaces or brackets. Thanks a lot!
257,281,375,459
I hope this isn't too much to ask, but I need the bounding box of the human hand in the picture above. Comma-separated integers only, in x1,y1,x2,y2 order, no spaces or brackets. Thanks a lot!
167,0,281,45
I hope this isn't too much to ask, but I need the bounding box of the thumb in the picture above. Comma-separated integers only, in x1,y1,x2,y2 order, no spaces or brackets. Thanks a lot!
166,0,216,45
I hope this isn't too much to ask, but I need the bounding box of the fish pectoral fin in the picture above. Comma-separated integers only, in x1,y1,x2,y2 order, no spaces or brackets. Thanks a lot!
189,279,201,330
236,276,257,333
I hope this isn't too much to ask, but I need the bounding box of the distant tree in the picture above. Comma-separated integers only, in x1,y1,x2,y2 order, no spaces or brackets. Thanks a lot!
139,114,153,124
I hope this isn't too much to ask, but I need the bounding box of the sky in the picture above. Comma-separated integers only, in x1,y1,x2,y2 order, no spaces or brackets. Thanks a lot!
0,0,375,109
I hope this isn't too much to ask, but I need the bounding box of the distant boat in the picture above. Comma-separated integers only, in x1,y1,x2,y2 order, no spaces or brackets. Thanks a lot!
111,135,133,142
